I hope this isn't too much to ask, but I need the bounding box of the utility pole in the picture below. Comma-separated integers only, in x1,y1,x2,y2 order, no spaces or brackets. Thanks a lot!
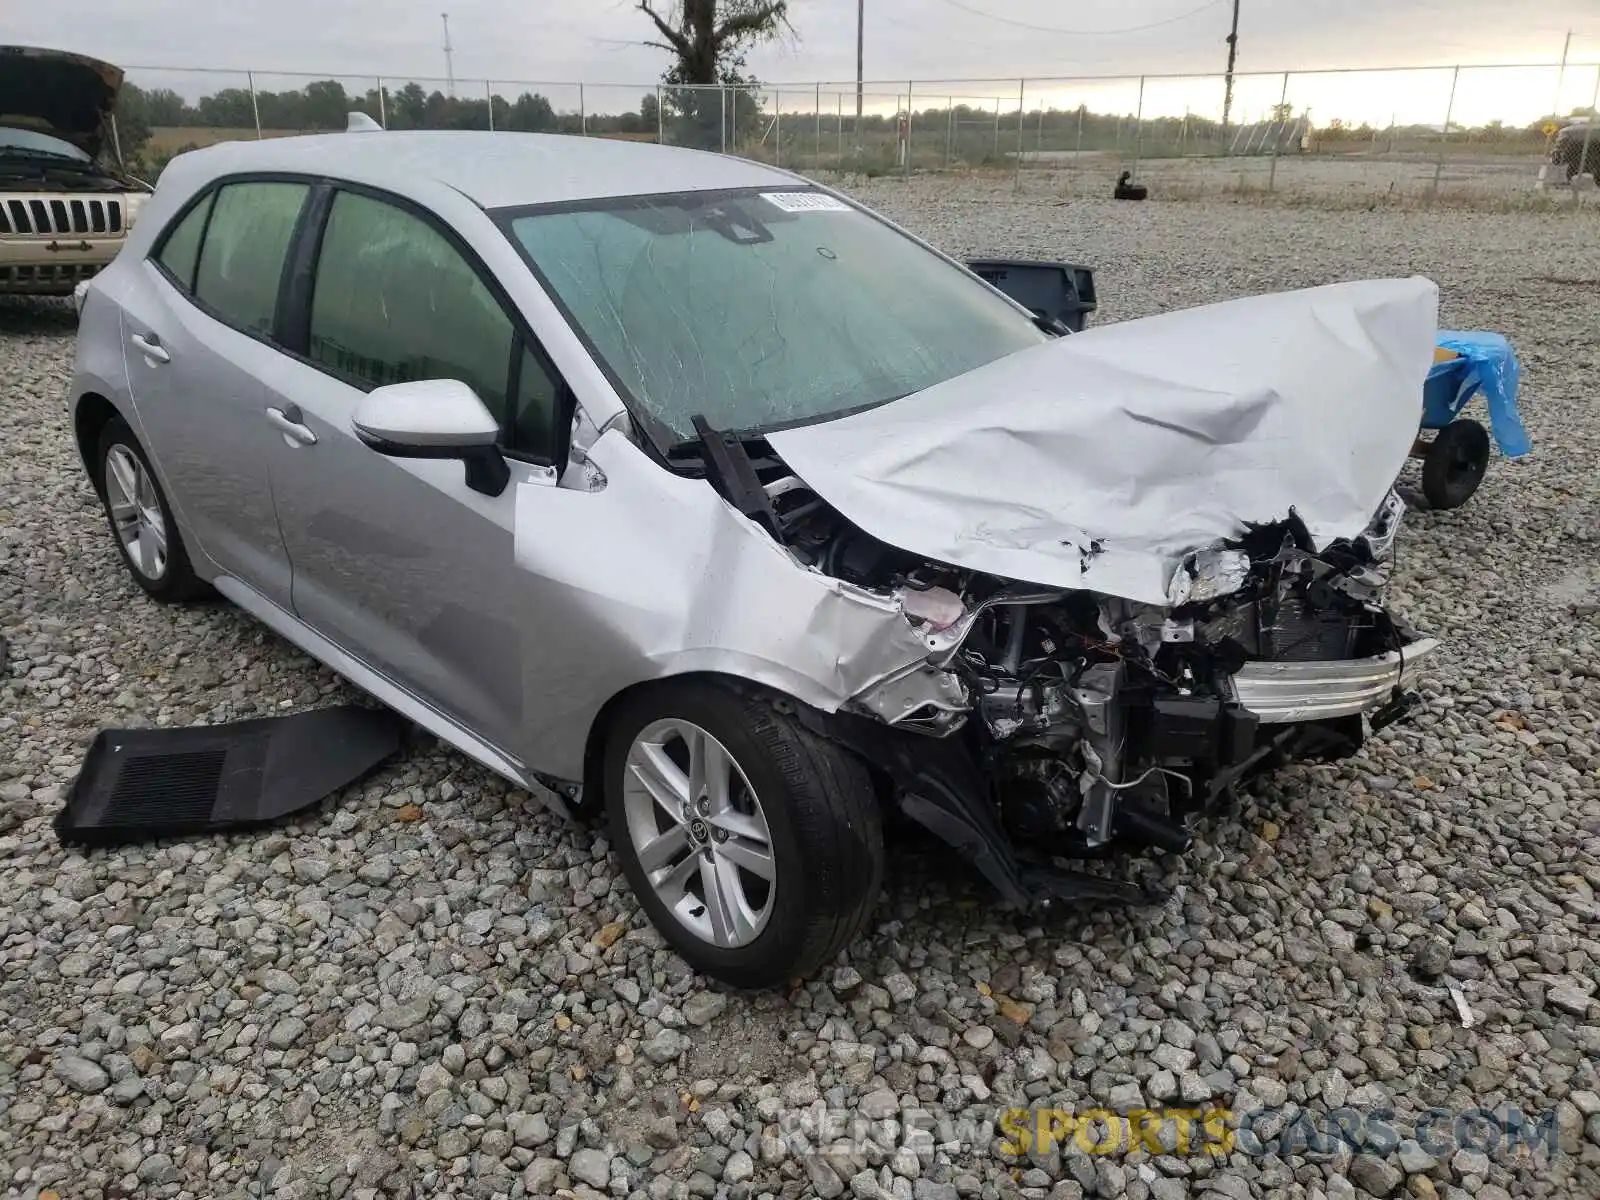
1221,0,1240,134
442,13,456,98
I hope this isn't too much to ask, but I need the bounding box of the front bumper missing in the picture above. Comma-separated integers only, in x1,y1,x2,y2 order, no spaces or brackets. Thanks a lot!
1230,637,1438,724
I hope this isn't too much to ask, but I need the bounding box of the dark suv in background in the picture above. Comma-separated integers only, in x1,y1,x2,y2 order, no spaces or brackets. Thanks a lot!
1550,121,1599,181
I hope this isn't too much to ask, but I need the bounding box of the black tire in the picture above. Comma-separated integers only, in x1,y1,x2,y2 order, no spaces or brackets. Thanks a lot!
1420,418,1490,511
603,679,884,989
95,416,210,602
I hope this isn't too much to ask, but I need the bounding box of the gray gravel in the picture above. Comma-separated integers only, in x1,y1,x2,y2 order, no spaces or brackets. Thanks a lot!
4,183,1600,1200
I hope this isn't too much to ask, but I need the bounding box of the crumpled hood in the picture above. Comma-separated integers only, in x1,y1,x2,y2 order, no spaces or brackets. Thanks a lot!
0,46,124,160
767,276,1439,607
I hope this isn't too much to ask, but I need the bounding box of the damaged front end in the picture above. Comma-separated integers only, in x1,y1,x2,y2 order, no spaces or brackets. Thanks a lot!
700,428,1433,909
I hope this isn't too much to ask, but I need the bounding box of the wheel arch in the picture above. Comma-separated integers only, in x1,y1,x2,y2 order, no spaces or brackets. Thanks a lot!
578,670,811,817
73,391,125,497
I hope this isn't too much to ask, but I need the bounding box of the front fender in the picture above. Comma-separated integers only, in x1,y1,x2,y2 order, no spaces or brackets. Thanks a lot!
512,431,961,781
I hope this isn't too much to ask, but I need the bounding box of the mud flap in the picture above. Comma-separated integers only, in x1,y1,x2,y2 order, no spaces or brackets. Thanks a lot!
55,705,408,847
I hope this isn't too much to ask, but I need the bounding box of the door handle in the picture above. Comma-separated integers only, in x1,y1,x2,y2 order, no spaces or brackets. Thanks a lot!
129,332,170,364
265,407,317,446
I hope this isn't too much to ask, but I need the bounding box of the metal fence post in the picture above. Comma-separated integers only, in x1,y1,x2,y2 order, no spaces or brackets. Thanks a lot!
579,82,587,136
247,70,262,139
1431,65,1459,193
775,91,783,167
1268,71,1289,192
1131,75,1146,182
992,98,1001,161
377,77,388,128
485,80,495,132
904,80,913,176
1013,78,1026,191
721,86,727,153
945,97,954,167
657,84,664,144
837,91,843,169
815,81,822,163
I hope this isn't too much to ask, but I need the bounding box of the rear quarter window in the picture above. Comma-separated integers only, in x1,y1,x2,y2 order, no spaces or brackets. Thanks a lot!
152,192,215,293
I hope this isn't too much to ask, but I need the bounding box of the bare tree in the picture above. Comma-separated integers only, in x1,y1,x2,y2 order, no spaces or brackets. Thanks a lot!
637,0,790,86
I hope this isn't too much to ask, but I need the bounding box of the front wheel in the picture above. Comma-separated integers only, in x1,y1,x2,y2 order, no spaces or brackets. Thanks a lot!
604,680,884,989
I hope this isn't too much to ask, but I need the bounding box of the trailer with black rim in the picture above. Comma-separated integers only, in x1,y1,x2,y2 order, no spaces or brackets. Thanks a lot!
1411,332,1529,511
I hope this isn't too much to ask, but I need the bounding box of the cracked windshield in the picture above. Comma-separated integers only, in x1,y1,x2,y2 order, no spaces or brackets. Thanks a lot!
505,189,1046,441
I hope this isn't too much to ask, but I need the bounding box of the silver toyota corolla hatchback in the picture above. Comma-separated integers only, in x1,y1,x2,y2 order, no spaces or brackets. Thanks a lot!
71,129,1439,988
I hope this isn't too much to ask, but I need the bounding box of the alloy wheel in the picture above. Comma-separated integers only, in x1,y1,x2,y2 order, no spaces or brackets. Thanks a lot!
621,717,776,948
105,444,168,582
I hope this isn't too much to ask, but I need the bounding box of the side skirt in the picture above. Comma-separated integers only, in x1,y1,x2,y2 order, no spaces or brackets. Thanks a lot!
211,574,577,820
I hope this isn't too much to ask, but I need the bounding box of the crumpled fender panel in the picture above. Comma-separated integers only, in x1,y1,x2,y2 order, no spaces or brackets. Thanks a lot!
511,430,950,780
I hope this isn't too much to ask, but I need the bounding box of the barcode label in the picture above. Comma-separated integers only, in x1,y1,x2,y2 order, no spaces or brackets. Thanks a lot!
759,191,852,213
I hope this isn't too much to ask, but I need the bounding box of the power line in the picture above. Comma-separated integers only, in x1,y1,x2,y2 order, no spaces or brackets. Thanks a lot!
924,0,1230,37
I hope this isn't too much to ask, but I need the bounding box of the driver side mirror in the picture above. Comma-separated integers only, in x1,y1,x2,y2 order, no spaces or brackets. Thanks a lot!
352,379,510,496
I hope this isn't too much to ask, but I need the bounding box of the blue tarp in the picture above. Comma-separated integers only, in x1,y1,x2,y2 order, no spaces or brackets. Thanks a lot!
1423,330,1531,458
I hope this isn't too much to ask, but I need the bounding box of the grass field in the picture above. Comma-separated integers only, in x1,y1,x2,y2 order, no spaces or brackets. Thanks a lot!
145,126,302,154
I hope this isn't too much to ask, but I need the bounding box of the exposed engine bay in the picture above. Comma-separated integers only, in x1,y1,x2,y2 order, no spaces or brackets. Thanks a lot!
685,423,1428,900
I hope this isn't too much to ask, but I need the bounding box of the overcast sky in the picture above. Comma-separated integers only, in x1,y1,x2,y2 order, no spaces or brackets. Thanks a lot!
8,0,1599,122
10,0,1596,84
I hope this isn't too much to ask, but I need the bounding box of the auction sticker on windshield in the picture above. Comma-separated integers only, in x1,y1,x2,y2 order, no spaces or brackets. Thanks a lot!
760,191,853,213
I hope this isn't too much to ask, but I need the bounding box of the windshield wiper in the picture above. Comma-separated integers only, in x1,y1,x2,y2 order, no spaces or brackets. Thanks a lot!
681,414,783,541
1,146,86,163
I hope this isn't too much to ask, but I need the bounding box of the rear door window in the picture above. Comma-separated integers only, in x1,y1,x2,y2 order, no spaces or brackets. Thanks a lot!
192,181,309,336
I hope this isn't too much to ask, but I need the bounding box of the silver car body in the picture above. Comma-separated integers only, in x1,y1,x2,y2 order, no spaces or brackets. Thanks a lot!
71,130,1437,869
70,133,1002,793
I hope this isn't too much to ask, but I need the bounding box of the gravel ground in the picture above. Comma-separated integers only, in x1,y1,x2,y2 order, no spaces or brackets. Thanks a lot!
3,186,1600,1200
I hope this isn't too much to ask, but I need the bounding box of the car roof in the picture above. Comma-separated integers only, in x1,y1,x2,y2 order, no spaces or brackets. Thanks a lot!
170,130,805,209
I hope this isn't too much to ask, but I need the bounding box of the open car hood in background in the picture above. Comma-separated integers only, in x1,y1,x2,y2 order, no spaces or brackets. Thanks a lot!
767,276,1440,607
0,46,124,159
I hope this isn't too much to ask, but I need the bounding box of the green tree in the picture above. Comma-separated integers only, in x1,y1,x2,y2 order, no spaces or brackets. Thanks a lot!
194,87,256,129
111,82,155,162
392,82,428,129
509,91,557,131
301,80,351,129
142,87,188,126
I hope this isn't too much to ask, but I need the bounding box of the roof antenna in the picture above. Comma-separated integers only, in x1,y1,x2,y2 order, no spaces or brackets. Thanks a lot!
347,111,384,132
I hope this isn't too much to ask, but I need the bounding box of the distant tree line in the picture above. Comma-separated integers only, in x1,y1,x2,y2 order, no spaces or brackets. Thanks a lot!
112,79,663,173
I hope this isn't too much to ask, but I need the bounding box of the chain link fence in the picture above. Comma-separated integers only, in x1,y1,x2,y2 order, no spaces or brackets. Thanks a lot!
115,61,1600,204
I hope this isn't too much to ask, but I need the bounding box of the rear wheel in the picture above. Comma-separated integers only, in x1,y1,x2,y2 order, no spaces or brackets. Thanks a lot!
1420,418,1490,511
96,417,209,602
604,680,883,989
